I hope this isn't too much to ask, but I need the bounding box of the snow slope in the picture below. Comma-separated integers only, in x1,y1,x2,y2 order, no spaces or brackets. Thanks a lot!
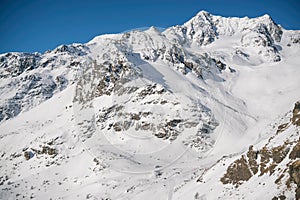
0,11,299,200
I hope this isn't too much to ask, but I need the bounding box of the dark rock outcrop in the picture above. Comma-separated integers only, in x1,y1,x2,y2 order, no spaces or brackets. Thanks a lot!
220,155,252,185
292,101,300,126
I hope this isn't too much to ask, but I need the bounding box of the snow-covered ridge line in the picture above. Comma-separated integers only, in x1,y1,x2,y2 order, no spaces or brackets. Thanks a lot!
1,11,299,123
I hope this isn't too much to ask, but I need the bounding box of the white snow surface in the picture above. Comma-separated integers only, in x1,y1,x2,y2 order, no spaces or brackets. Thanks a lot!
0,11,299,199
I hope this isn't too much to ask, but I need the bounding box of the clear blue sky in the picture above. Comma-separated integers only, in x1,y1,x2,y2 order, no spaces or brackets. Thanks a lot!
1,0,299,53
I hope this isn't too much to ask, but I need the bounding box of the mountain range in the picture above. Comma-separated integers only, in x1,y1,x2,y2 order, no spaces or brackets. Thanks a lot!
0,11,299,200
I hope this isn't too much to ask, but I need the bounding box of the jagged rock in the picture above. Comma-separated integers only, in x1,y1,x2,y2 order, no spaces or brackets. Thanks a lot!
277,123,289,133
247,145,259,175
272,195,287,200
131,113,141,121
183,134,214,152
183,121,199,128
212,59,226,71
55,75,68,90
258,143,290,176
292,101,300,126
290,33,300,44
220,155,252,185
166,119,182,127
259,146,271,175
31,146,57,157
24,151,34,160
0,73,58,122
52,44,88,56
136,121,153,131
113,122,123,132
164,44,185,64
289,141,300,160
220,132,299,199
234,49,250,59
289,160,300,200
272,145,290,164
136,83,165,99
0,53,40,78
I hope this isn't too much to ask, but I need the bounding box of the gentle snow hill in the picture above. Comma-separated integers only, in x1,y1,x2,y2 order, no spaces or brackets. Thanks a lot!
0,11,299,200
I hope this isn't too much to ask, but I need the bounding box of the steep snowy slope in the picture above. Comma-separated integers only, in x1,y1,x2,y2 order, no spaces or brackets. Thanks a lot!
0,11,299,199
175,101,300,200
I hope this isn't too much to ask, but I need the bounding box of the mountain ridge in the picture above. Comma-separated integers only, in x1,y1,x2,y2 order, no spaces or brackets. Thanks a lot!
0,11,299,200
1,11,298,123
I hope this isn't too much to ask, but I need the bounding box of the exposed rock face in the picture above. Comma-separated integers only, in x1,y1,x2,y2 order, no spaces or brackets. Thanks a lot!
289,160,300,200
289,141,300,160
288,140,300,200
221,139,297,184
0,73,58,122
95,62,132,96
292,101,300,126
23,146,57,161
220,142,292,186
24,151,34,160
272,195,287,200
290,32,300,44
0,44,90,123
247,145,259,175
183,11,218,46
51,44,88,56
164,11,283,62
239,16,283,61
220,101,300,199
95,85,218,143
220,155,252,185
71,56,219,146
0,53,40,78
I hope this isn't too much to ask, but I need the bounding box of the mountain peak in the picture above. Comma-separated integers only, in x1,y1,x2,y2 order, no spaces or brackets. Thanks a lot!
254,13,276,24
195,10,211,17
191,10,213,22
147,26,161,33
259,14,272,20
192,11,275,24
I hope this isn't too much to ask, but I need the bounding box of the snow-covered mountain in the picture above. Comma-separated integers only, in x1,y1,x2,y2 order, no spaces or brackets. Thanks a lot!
0,11,299,200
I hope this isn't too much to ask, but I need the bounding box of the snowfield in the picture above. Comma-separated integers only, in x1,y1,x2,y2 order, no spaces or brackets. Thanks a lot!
0,11,299,200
